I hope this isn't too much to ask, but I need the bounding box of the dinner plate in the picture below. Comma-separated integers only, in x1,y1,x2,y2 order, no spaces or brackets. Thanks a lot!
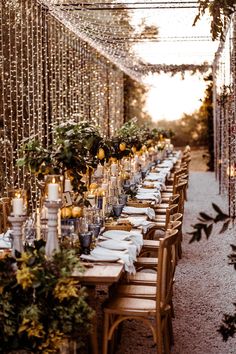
103,230,131,239
80,254,120,262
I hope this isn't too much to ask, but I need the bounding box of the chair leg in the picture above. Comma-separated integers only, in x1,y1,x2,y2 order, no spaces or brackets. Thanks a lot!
167,314,174,346
156,317,163,354
103,312,109,354
163,317,171,354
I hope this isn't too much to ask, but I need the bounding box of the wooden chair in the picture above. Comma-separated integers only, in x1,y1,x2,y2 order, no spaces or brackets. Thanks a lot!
161,179,188,213
102,229,179,354
134,219,182,271
0,197,11,233
154,193,180,214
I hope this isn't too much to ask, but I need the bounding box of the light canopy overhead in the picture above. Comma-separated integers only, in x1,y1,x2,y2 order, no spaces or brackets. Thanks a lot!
39,1,219,79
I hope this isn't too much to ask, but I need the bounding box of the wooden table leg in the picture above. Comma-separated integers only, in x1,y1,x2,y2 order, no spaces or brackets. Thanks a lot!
86,286,99,354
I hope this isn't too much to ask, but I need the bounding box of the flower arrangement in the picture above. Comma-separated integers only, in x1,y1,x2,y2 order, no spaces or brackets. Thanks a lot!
0,240,93,353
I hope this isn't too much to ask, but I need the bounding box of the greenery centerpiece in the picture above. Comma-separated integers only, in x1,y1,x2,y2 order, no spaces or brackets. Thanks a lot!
0,241,93,353
17,120,104,195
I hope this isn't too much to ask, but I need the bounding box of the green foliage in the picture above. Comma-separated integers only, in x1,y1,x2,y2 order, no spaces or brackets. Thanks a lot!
188,203,230,243
0,241,93,353
200,75,214,171
194,0,236,40
18,121,103,192
219,303,236,341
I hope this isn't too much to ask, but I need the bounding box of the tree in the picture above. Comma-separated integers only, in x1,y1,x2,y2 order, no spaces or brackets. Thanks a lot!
123,75,152,125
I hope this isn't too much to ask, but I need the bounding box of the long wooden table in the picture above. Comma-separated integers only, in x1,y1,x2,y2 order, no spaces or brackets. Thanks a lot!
73,262,124,354
73,262,124,286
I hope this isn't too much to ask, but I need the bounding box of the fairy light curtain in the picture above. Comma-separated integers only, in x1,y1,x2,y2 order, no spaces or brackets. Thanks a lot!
213,14,236,216
39,0,218,80
0,0,124,204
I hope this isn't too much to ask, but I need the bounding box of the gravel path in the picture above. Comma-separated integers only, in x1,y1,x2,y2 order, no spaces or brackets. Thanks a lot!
115,172,236,354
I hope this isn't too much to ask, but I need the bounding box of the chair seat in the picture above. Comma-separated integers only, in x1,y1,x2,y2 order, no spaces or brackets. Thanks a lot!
127,272,157,285
136,257,158,266
161,192,173,198
155,215,166,220
143,239,160,249
156,203,169,209
165,186,174,192
105,296,156,316
116,284,156,298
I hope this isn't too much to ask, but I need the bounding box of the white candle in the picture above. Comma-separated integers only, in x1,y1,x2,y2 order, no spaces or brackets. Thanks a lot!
12,197,24,215
64,179,72,192
111,163,117,175
124,160,130,171
87,194,96,207
110,176,117,187
36,208,41,240
101,182,108,190
48,183,59,201
96,164,103,177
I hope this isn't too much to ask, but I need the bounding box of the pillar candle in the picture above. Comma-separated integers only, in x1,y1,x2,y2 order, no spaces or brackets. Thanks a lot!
111,163,117,175
48,183,59,201
110,176,117,187
124,160,130,171
87,194,96,207
101,182,108,190
12,197,24,215
96,163,103,177
64,179,72,192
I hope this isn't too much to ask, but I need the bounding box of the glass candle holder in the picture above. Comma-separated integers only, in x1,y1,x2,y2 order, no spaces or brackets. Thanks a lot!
9,189,27,216
44,175,63,201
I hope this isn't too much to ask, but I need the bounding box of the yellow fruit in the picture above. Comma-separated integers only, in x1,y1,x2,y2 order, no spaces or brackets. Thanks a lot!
146,139,153,146
71,206,83,218
97,148,105,160
119,142,126,151
141,145,147,152
61,207,72,219
90,183,98,190
131,146,137,153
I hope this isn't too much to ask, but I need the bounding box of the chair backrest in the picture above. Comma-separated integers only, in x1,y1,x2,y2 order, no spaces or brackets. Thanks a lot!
156,228,179,314
164,203,178,229
169,194,180,206
175,180,188,213
170,213,183,223
0,197,11,233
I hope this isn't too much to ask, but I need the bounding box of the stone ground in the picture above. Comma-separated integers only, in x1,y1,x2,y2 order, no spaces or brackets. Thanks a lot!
114,153,236,354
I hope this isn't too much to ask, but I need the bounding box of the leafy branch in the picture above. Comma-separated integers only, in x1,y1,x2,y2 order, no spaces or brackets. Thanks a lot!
219,302,236,341
188,203,231,243
194,0,236,40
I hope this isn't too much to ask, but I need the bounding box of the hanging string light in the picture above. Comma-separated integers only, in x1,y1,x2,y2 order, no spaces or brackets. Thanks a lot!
214,15,236,216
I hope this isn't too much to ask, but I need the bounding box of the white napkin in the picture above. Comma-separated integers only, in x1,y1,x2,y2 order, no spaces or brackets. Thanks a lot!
98,239,137,261
0,230,12,249
142,181,165,191
136,190,161,203
138,187,159,194
102,229,143,252
145,173,165,182
91,246,135,274
122,206,156,220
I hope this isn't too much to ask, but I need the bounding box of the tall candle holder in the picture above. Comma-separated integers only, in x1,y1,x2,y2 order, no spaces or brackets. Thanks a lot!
45,200,62,258
8,214,27,257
